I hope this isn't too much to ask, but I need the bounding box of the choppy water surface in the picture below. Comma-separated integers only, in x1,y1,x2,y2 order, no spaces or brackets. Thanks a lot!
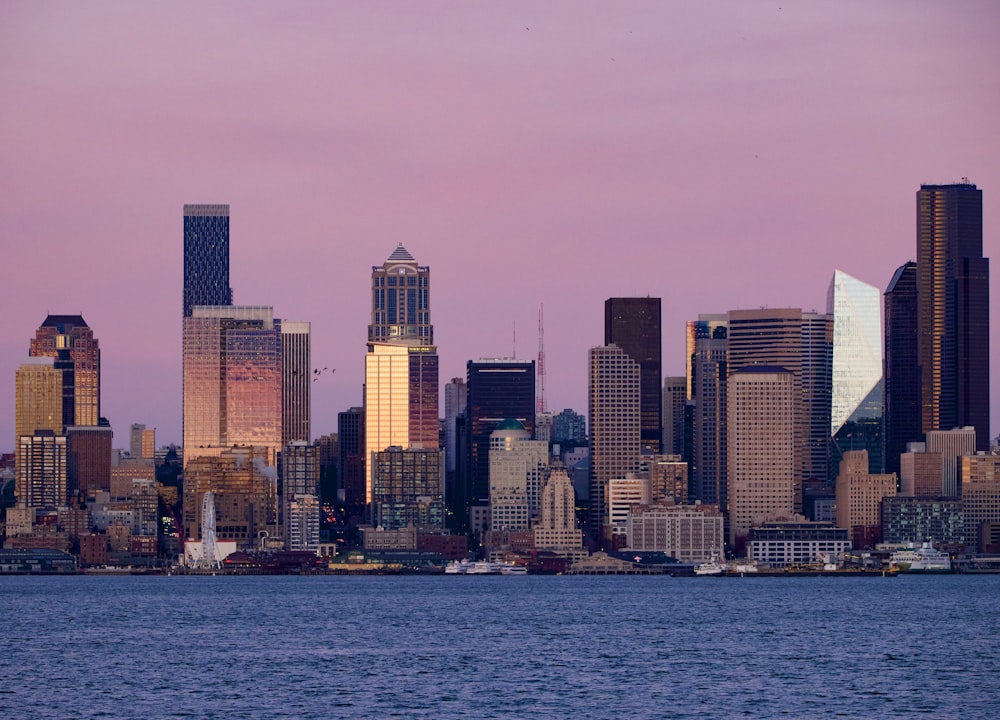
1,574,998,718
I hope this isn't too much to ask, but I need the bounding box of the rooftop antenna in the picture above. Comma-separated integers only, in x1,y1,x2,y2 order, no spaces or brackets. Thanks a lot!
512,320,516,360
537,303,546,414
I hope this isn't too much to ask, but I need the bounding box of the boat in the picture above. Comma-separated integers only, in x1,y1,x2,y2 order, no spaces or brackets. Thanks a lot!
889,542,952,573
499,564,528,575
694,556,728,576
445,560,527,575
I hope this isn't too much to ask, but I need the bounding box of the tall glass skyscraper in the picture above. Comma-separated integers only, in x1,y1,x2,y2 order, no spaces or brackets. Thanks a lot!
884,262,919,476
827,270,883,474
183,204,232,318
182,305,283,467
916,182,989,452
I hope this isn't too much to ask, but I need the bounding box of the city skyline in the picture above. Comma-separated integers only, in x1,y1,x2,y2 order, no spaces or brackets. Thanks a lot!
2,4,998,448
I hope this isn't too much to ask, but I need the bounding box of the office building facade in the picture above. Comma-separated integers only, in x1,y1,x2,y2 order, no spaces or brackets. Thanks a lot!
183,204,232,318
605,298,662,454
29,314,101,428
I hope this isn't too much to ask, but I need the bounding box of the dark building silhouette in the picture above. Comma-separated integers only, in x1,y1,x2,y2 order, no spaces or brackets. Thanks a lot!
183,204,232,317
463,360,535,521
66,425,112,499
29,315,101,429
605,297,662,454
884,261,920,476
916,183,989,452
338,407,365,517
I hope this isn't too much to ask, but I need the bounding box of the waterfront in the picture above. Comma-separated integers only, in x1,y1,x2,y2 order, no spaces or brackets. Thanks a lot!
1,575,997,719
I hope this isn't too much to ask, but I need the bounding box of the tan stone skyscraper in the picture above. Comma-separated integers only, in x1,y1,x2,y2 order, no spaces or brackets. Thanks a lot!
727,367,796,548
588,344,641,541
834,450,896,546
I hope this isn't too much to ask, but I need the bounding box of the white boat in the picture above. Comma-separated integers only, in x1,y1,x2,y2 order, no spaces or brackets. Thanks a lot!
889,542,952,572
499,564,528,575
445,560,527,575
694,556,728,576
444,559,474,574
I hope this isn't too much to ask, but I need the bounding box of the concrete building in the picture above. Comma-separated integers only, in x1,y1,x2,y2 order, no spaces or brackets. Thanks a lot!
961,454,1000,552
110,458,155,498
368,243,433,345
643,454,688,505
28,314,101,429
926,426,976,496
589,344,641,541
727,367,796,548
286,494,320,553
282,442,320,549
606,474,650,541
66,425,112,499
551,408,587,445
281,321,311,445
533,468,583,553
899,443,944,496
183,448,278,549
369,447,444,531
880,496,965,546
16,431,67,509
605,297,662,455
488,420,548,532
129,424,155,460
746,522,851,567
834,450,896,548
625,503,724,562
662,376,686,457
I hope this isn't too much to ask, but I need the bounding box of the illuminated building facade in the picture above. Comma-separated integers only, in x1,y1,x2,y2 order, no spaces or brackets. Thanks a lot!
828,270,883,475
370,446,444,531
364,342,439,504
16,431,67,508
29,314,101,428
368,243,432,344
182,305,282,467
15,358,62,442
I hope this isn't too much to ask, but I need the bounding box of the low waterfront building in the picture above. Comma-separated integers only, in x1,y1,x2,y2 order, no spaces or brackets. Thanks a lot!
746,521,850,568
880,496,964,547
624,503,724,563
0,548,77,574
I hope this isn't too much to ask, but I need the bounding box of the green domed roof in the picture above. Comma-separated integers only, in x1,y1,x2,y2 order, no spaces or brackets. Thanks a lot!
495,418,526,431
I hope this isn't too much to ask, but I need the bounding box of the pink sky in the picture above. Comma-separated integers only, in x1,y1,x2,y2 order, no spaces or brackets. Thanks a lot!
2,1,999,450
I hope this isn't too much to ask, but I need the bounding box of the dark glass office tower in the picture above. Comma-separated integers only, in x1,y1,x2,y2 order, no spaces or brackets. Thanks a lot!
916,183,989,451
183,204,232,317
463,360,535,516
883,262,919,476
605,297,662,454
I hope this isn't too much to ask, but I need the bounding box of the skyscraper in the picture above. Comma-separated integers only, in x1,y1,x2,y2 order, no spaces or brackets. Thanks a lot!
364,245,438,508
688,315,728,506
280,321,311,444
727,367,795,549
29,314,101,428
884,262,920,476
368,243,432,344
828,270,884,475
588,344,640,540
364,342,439,504
463,359,535,524
183,204,232,318
916,182,989,452
182,305,283,467
605,298,662,454
15,358,62,443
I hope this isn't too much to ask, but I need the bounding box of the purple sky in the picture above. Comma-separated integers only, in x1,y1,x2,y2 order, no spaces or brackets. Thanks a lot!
2,2,999,450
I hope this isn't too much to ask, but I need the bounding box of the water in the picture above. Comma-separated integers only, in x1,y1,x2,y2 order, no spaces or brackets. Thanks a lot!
1,574,998,719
